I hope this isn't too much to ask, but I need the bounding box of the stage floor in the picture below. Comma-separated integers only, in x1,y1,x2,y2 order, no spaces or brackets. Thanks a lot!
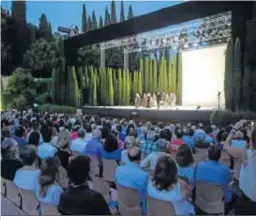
84,105,217,111
82,105,216,122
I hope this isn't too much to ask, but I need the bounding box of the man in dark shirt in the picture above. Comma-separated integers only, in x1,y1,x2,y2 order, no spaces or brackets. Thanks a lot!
58,155,111,215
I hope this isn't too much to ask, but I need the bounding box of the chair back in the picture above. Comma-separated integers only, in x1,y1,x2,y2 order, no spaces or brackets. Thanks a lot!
41,203,61,215
195,181,225,214
4,178,22,208
18,188,40,215
116,184,142,216
91,175,110,203
90,155,100,176
103,159,118,182
147,195,176,216
1,177,7,196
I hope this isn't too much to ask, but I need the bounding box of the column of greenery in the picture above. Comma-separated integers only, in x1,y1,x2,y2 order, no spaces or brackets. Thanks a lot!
138,70,143,95
92,68,97,106
158,57,164,93
176,53,182,105
122,69,126,105
170,55,177,94
108,68,114,105
153,59,157,93
88,66,93,105
117,69,122,105
113,70,118,105
148,59,153,94
163,57,168,93
126,70,131,105
224,38,234,110
167,57,172,94
51,68,56,103
233,38,241,111
144,57,149,93
139,57,144,94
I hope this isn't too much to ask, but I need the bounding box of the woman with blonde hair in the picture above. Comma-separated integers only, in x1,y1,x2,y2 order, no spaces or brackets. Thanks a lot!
36,156,63,208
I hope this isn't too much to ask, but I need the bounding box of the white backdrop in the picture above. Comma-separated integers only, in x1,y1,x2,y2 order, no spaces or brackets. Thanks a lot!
181,45,226,107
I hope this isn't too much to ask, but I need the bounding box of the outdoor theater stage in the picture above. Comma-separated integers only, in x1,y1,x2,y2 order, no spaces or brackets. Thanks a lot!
82,106,217,122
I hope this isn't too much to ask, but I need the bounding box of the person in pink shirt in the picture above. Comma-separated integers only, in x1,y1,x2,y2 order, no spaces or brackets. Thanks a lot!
168,128,184,154
70,125,80,140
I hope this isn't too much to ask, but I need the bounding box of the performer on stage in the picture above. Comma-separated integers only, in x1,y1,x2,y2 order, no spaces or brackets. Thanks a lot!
146,93,151,108
135,93,140,108
157,92,161,109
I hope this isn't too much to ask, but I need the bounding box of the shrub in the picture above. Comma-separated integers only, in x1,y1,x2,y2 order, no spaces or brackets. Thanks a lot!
38,104,76,114
210,110,256,126
35,92,51,105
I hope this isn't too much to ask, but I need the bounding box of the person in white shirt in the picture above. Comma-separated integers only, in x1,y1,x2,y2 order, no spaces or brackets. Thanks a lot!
70,129,87,155
224,120,256,215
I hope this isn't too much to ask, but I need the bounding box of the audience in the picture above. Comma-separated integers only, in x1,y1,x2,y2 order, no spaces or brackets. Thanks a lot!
12,126,26,147
1,138,23,181
70,128,87,155
115,147,149,214
140,130,157,159
147,155,195,215
168,128,184,153
58,155,111,215
101,134,122,162
14,145,40,192
28,131,41,147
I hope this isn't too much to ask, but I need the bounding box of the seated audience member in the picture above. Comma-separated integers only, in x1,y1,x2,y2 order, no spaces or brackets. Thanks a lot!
204,126,215,144
14,145,40,192
27,121,43,145
102,134,122,162
70,129,87,155
57,122,70,149
58,155,111,215
84,128,104,164
115,147,149,214
140,138,168,170
70,124,80,140
168,128,184,153
182,128,195,151
196,145,233,214
12,126,26,147
38,125,57,160
176,144,196,187
137,126,148,142
83,124,93,143
28,131,41,147
140,131,157,159
120,136,137,164
224,120,256,215
1,138,23,181
160,128,172,142
36,157,63,209
147,155,195,215
1,127,11,143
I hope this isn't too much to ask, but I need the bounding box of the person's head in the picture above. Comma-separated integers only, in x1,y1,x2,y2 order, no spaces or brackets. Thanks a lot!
92,128,102,140
41,125,52,143
77,128,86,139
14,126,25,138
68,155,90,185
127,147,141,163
183,127,190,136
153,155,178,191
208,145,221,162
19,144,37,166
104,134,118,152
31,121,40,131
101,126,110,139
2,127,11,140
205,126,213,135
124,136,137,149
175,144,194,167
39,156,60,197
221,132,229,142
146,130,156,141
175,128,184,139
155,138,168,152
1,138,19,160
28,131,40,146
116,124,122,133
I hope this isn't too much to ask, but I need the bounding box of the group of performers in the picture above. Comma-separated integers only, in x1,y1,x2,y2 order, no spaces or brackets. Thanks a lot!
135,92,177,109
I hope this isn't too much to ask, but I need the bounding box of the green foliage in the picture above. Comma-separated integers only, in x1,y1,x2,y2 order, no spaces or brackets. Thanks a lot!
99,16,103,28
91,11,98,30
3,68,37,109
177,53,182,104
120,0,125,22
104,6,111,26
144,58,149,93
127,5,134,20
39,13,52,39
38,104,76,114
36,92,51,105
93,69,98,106
23,39,60,75
117,69,122,105
233,38,242,111
224,38,234,110
77,45,100,67
111,0,117,24
81,3,87,32
108,68,114,105
153,59,157,93
88,16,92,31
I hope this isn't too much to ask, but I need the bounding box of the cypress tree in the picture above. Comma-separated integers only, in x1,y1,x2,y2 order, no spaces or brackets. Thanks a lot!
88,15,92,31
117,69,122,105
167,57,172,94
153,59,158,93
233,38,242,111
39,13,50,39
92,11,98,30
93,69,97,106
120,0,125,22
138,71,143,95
88,67,93,105
171,55,177,94
145,58,149,93
122,69,126,105
163,58,168,93
51,68,56,103
113,70,118,104
111,0,117,24
81,3,87,32
104,6,111,26
177,53,182,105
149,59,154,93
48,22,53,38
127,70,131,105
127,4,134,20
108,68,114,105
158,57,163,93
72,66,79,107
139,57,144,94
99,16,103,28
224,38,233,110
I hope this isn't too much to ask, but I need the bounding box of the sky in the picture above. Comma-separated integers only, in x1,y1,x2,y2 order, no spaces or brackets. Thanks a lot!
2,0,183,32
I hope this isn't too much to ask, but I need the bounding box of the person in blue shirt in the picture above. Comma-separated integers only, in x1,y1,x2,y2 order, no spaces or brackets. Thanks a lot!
182,128,195,151
147,155,195,215
37,125,57,160
115,147,149,214
36,156,63,212
175,144,196,188
116,124,126,142
12,126,26,147
101,134,122,162
196,145,233,214
70,128,87,154
14,144,40,192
